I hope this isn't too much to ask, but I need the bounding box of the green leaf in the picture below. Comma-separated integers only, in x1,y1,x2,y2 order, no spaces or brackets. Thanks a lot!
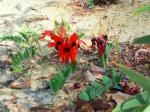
91,81,101,88
23,48,30,59
102,75,111,85
135,5,150,14
12,54,20,65
105,42,112,64
113,84,123,91
114,91,150,112
49,64,74,92
80,81,106,101
102,75,112,92
17,52,24,60
88,0,95,8
85,86,96,100
0,35,25,44
119,64,150,92
79,91,90,101
77,33,84,39
89,87,96,100
143,105,150,112
91,81,103,97
12,65,23,73
133,35,150,44
112,69,121,84
19,32,28,42
70,63,76,73
31,46,36,57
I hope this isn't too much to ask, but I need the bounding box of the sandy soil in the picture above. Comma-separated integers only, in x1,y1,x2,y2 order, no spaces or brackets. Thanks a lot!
0,0,150,111
0,0,150,43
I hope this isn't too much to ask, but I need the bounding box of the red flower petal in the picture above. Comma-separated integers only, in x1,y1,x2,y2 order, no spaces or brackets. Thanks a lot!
70,33,78,43
70,48,77,63
48,42,56,47
98,45,104,56
51,33,59,41
40,30,52,40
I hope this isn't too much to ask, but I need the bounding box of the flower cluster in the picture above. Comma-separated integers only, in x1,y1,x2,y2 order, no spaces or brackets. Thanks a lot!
40,26,84,64
91,34,108,56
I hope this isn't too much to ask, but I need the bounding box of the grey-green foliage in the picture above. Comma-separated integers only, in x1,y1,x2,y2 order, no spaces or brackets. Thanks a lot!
0,26,40,73
114,91,150,112
114,65,150,112
79,77,112,101
79,68,122,101
49,64,76,93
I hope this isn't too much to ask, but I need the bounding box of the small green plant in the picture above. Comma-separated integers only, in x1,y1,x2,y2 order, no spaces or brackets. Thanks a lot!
79,66,122,102
114,23,150,111
91,35,112,68
79,76,113,101
0,26,40,73
50,63,76,92
41,19,85,92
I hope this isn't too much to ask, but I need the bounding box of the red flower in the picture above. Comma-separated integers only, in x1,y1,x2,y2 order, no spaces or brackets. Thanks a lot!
97,38,105,56
40,30,52,40
40,26,67,50
59,33,79,64
91,34,107,56
40,26,85,64
48,33,64,50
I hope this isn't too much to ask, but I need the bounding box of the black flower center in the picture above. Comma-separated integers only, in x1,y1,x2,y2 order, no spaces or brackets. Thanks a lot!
103,35,108,41
97,40,103,45
55,42,62,50
56,41,62,45
55,46,58,50
64,48,70,52
71,42,76,47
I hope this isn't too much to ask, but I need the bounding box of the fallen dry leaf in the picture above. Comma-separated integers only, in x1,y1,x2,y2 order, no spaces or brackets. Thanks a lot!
77,96,111,111
107,92,131,104
29,106,52,112
121,82,140,95
81,103,94,112
8,78,32,89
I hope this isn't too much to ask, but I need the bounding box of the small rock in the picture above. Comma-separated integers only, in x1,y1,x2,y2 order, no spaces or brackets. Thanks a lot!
31,80,49,91
89,63,105,74
83,71,96,82
107,92,132,104
0,102,9,112
0,69,15,86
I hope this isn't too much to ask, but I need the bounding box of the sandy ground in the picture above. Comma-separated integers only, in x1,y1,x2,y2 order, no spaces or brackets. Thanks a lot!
0,0,150,43
0,0,150,111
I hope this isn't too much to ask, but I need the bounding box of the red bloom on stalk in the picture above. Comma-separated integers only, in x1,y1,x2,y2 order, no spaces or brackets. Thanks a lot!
59,33,79,64
40,26,85,64
97,37,106,56
91,34,108,56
